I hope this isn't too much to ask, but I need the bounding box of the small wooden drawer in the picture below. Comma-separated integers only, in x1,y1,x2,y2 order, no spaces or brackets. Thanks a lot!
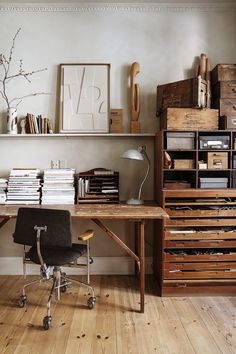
165,208,236,218
163,251,236,262
165,218,236,227
164,262,236,279
165,231,236,241
164,239,236,248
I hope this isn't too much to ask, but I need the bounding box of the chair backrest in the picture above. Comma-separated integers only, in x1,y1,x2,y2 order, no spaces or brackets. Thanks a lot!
13,207,73,248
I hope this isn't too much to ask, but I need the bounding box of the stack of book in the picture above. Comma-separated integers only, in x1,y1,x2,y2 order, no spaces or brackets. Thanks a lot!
41,168,75,204
0,178,8,204
6,168,42,204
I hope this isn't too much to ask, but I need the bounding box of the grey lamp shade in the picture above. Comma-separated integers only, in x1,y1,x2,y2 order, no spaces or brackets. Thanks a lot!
121,149,144,161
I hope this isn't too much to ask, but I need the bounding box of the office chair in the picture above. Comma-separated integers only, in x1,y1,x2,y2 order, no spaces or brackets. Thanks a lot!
13,207,96,330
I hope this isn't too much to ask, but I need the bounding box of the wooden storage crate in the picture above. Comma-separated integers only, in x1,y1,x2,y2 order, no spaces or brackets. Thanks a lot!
212,81,236,99
173,159,195,169
156,77,208,116
212,98,236,118
211,64,236,86
161,108,219,131
207,152,228,170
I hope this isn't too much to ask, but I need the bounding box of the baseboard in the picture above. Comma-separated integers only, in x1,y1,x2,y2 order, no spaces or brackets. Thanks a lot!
0,256,153,275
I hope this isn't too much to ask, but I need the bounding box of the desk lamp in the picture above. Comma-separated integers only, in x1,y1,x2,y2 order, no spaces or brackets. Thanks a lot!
121,145,150,205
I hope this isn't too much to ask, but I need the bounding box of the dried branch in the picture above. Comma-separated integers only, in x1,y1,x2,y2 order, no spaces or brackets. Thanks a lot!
0,28,48,109
9,92,50,107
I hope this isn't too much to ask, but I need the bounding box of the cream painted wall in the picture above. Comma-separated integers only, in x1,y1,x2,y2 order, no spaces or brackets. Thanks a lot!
0,2,235,264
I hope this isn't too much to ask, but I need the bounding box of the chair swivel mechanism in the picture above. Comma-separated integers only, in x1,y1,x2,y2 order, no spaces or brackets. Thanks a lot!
13,207,96,330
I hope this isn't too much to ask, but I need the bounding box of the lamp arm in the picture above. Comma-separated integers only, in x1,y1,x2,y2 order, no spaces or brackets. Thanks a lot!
138,152,150,200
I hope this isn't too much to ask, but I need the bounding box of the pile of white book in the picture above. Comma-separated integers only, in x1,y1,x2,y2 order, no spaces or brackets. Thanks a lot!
41,168,75,204
6,168,41,204
0,178,8,204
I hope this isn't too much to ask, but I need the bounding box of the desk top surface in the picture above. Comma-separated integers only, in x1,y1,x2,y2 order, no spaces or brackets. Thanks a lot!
0,203,168,220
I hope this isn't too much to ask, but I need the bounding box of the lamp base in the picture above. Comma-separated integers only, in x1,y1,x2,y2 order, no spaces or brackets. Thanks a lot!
126,198,144,205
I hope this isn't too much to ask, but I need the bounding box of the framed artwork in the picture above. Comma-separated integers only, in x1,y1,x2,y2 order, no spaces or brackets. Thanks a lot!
59,63,110,133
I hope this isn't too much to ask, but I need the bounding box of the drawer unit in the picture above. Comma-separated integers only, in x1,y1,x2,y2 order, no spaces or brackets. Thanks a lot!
154,189,236,296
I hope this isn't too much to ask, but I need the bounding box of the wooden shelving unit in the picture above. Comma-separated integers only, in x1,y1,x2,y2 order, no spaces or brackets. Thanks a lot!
154,130,236,296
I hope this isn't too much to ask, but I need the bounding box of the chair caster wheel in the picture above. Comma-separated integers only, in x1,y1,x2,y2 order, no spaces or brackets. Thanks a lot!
18,295,28,308
87,296,96,309
43,316,52,330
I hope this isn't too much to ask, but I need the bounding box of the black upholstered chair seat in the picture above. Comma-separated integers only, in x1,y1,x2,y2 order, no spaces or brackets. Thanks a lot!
27,243,87,266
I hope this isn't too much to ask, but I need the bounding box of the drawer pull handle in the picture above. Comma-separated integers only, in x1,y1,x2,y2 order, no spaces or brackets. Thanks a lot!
176,283,187,288
232,88,236,93
233,106,236,110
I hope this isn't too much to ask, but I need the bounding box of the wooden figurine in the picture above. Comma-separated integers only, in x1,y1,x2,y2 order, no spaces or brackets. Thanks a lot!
130,62,140,133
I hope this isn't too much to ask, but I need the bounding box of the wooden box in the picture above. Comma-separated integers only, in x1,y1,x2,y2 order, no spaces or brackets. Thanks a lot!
110,109,123,133
219,116,236,130
207,152,228,169
212,98,236,118
166,132,195,149
163,181,191,189
173,159,195,169
156,77,207,117
211,64,236,86
161,108,219,131
212,81,236,99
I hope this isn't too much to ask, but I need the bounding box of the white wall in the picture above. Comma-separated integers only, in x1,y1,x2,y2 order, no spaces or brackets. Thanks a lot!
0,2,235,272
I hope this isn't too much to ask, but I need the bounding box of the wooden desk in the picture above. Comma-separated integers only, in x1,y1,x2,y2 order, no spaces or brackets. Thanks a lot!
0,203,168,313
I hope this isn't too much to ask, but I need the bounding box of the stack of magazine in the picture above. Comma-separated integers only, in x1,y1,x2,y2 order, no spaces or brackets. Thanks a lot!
6,168,41,204
0,178,8,204
41,168,75,204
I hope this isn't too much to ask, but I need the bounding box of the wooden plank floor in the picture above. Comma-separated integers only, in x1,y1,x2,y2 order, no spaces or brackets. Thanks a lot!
0,275,235,354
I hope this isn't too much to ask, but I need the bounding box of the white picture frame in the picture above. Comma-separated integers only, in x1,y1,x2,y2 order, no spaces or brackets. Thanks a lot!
59,63,110,133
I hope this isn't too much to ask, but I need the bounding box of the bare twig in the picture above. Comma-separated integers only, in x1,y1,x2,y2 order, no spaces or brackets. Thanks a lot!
0,28,48,109
9,92,50,107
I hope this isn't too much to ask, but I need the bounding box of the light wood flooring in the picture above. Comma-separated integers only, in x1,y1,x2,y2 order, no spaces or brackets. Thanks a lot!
0,275,235,354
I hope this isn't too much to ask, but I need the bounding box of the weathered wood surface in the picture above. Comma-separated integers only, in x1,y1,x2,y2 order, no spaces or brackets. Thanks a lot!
161,108,218,131
0,203,168,220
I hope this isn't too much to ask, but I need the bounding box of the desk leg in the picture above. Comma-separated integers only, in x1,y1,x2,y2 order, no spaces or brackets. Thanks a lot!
139,220,145,313
0,218,10,229
134,221,139,278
